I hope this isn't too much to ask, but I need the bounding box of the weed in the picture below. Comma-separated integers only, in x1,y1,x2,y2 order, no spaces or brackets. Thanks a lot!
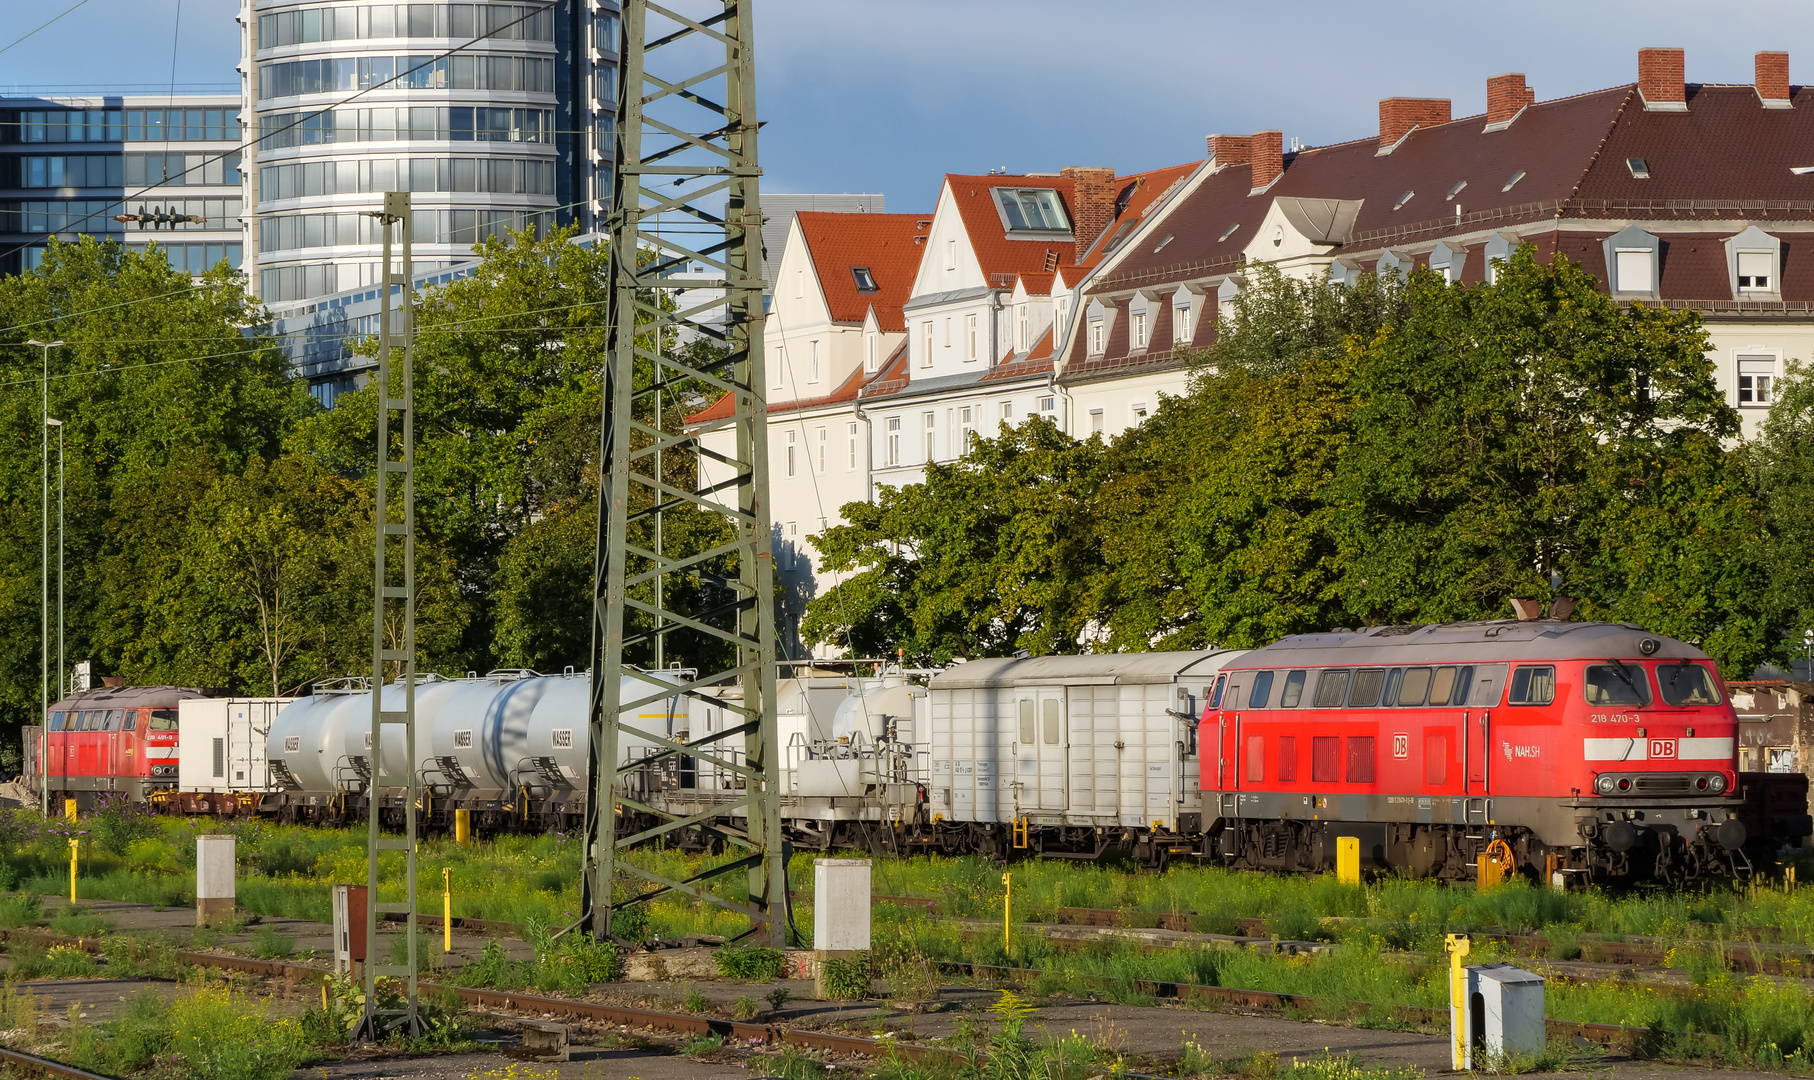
680,1031,725,1057
99,934,183,980
1277,1050,1422,1080
1178,1036,1220,1078
0,894,40,929
766,985,793,1012
733,994,760,1020
48,905,109,937
768,1045,829,1080
65,985,313,1080
716,944,786,980
683,986,709,1014
0,980,40,1040
88,794,162,857
821,952,872,1000
12,943,97,978
249,923,295,960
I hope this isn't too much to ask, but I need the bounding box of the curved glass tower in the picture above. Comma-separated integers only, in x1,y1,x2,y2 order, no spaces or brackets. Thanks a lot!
240,1,612,303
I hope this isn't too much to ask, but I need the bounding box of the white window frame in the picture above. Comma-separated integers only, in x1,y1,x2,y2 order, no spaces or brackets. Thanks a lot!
1001,400,1013,420
1737,351,1781,409
864,330,878,373
772,344,785,389
1614,248,1654,296
1039,395,1056,415
1016,305,1028,351
808,339,820,383
816,426,826,471
923,411,936,462
920,322,933,368
965,314,978,361
786,429,797,476
885,416,900,466
1088,319,1104,355
1737,250,1775,292
1090,408,1104,435
1131,312,1147,350
1130,401,1149,424
946,239,957,271
960,405,975,451
847,422,858,470
1175,304,1192,342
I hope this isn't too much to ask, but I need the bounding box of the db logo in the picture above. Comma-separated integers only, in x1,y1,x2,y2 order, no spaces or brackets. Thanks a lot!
1392,733,1409,759
1650,739,1677,759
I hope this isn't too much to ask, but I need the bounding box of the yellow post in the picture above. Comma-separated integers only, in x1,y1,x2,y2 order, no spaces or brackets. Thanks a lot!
68,837,78,903
63,798,76,822
1476,854,1493,889
454,808,471,846
1336,836,1361,886
1446,933,1471,1069
442,867,452,953
1001,872,1012,952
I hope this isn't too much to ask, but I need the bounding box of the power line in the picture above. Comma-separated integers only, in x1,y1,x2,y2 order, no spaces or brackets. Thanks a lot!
0,0,95,59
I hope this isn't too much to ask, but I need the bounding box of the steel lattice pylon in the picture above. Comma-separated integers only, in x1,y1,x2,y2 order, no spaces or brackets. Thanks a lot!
580,1,782,944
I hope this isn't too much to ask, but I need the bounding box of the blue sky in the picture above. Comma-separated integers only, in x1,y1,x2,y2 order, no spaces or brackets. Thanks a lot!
8,0,1814,213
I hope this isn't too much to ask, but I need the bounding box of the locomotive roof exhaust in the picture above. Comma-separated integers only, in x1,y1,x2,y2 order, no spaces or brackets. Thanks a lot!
1511,596,1576,621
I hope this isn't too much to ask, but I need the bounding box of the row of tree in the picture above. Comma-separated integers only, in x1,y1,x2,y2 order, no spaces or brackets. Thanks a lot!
803,251,1811,677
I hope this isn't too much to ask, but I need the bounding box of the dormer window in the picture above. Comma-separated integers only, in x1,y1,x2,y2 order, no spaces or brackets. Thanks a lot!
1088,318,1104,355
992,187,1072,237
1614,249,1654,294
851,266,877,292
1604,225,1660,297
1738,252,1773,291
1131,312,1146,349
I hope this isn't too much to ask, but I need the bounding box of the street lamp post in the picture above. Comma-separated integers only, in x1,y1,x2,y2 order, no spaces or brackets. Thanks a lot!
49,418,63,707
27,339,63,820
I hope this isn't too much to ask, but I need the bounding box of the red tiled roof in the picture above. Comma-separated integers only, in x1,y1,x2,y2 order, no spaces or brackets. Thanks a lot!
796,211,930,331
685,338,913,425
1076,162,1200,270
982,327,1056,383
947,174,1079,287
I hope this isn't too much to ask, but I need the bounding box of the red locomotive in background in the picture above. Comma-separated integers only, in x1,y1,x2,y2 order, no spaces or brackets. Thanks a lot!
32,685,201,806
1201,619,1812,883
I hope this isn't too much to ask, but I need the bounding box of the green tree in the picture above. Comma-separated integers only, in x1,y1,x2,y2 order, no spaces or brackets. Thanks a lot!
1750,361,1814,654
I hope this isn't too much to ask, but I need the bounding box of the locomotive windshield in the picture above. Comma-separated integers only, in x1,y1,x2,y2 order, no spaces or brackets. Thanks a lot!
1585,662,1652,706
1657,662,1722,706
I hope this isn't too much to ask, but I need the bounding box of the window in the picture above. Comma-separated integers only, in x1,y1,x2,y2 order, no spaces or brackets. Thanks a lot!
1627,157,1650,179
946,239,957,270
1614,249,1653,294
1446,179,1467,200
786,430,797,476
148,710,177,731
1277,736,1298,782
966,314,978,361
920,322,933,367
1311,736,1340,783
1018,699,1035,744
1001,400,1013,420
1738,251,1774,291
944,317,952,348
1348,668,1385,707
1397,667,1433,706
992,187,1071,234
1502,170,1525,191
923,412,936,460
1584,663,1652,706
1088,319,1104,354
1132,312,1146,349
864,332,878,372
1346,737,1376,783
1508,665,1556,705
1739,356,1777,406
1217,223,1240,242
847,423,858,469
773,345,785,389
1041,698,1061,744
1314,669,1351,708
808,340,820,383
1154,233,1175,253
1247,671,1275,709
1016,305,1028,351
105,709,123,731
1175,305,1192,342
1424,733,1448,786
851,265,877,292
1090,409,1104,434
49,712,64,731
959,406,975,450
1039,396,1056,414
1429,666,1472,706
783,522,798,569
1280,670,1307,708
1657,662,1722,706
1209,675,1227,710
885,417,900,465
816,427,827,471
122,709,138,731
1245,734,1264,782
1131,402,1148,423
1393,191,1415,211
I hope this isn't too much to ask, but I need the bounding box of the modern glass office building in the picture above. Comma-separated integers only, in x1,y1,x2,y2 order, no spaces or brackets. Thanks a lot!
0,95,246,277
240,0,618,303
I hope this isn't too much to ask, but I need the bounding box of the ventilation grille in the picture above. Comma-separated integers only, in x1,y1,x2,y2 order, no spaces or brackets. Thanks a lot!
1634,774,1691,794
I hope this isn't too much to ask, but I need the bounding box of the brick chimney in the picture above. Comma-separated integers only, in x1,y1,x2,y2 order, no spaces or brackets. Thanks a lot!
1638,47,1686,107
1205,133,1252,165
1757,51,1790,106
1250,131,1283,190
1378,98,1451,150
1060,166,1116,263
1486,73,1535,124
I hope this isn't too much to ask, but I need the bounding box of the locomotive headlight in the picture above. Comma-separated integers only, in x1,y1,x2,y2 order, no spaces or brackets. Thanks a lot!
1709,774,1727,794
1594,775,1616,795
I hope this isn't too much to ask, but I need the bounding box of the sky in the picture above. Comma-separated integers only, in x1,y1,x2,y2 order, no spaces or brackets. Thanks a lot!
7,0,1814,213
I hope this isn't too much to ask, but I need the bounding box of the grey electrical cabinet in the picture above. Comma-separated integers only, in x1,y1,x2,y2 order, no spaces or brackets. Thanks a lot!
1464,964,1546,1068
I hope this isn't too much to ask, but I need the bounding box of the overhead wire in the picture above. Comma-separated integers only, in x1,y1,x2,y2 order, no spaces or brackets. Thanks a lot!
0,0,95,59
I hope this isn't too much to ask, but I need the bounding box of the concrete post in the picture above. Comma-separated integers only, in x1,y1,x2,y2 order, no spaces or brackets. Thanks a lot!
812,858,870,999
196,834,235,926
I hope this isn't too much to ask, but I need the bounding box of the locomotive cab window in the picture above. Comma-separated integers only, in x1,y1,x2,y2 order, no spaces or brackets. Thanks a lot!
1247,671,1275,709
1397,667,1433,706
1508,665,1556,705
104,709,123,731
122,709,138,731
1314,670,1350,708
1209,675,1226,710
1429,665,1472,706
1657,662,1721,706
1585,663,1651,706
1280,670,1307,708
147,709,178,731
1348,668,1386,708
49,712,63,731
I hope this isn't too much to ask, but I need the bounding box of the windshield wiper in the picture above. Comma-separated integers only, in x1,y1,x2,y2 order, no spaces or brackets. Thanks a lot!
1606,657,1644,701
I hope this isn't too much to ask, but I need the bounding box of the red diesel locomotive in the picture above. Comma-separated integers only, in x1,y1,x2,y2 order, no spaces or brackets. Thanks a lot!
1200,619,1782,883
37,686,198,806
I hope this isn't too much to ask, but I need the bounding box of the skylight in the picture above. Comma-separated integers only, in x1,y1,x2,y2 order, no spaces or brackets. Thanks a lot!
1217,223,1240,242
1502,170,1525,192
1393,191,1415,211
851,266,877,293
1153,234,1175,253
1446,180,1467,201
992,187,1071,236
1627,157,1651,179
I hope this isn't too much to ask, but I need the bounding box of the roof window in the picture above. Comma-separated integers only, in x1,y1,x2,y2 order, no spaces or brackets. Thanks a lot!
1101,219,1138,253
1445,180,1467,201
1502,170,1525,192
1393,191,1415,211
992,187,1071,237
1217,223,1240,242
851,266,877,293
1627,157,1650,179
1153,234,1175,253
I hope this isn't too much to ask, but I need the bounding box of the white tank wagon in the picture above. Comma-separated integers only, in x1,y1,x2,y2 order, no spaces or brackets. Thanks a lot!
920,650,1246,865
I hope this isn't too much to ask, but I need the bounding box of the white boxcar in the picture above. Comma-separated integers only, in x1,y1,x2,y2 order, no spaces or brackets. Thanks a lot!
925,651,1245,831
179,698,294,793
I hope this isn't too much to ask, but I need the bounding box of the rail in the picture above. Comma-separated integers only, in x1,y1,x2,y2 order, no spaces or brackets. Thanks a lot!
0,1044,124,1079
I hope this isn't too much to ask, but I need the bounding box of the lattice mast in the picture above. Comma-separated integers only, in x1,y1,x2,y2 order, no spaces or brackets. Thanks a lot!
582,0,782,945
359,191,423,1039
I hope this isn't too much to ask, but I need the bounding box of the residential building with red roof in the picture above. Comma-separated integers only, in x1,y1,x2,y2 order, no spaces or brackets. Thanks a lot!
1058,48,1814,442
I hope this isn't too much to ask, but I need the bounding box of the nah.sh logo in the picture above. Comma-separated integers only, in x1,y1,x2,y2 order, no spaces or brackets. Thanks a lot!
1502,741,1541,761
